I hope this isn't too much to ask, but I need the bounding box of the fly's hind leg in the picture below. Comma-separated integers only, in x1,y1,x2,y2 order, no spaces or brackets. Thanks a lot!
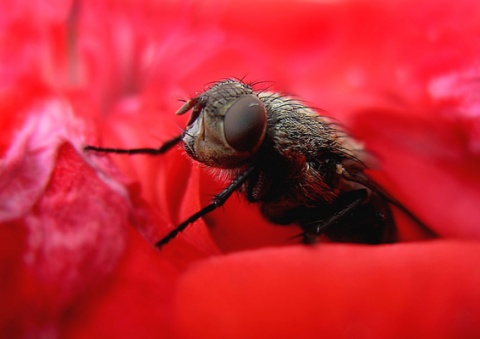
300,189,368,244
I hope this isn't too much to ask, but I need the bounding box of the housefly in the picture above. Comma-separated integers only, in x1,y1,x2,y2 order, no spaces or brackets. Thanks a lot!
85,79,431,248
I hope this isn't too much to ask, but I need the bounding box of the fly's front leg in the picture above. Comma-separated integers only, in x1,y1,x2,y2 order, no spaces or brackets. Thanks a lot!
83,135,183,155
155,166,256,248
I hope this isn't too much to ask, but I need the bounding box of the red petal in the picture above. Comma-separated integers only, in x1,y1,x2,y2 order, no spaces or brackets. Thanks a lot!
173,242,480,338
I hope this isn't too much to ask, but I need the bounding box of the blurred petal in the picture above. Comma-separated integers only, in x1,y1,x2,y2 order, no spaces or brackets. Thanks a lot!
352,109,480,240
62,227,179,338
0,98,132,336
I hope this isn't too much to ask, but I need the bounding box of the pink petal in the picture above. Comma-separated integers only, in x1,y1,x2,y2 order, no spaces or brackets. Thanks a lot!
0,100,132,336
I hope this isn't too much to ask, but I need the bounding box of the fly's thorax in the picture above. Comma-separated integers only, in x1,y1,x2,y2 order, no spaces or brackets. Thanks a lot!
256,92,352,165
178,80,268,169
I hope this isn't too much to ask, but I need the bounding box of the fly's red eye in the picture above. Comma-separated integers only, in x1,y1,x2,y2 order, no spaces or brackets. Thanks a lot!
223,95,267,152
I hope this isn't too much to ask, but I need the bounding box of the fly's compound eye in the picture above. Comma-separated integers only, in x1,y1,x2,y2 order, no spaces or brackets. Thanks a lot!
223,95,267,152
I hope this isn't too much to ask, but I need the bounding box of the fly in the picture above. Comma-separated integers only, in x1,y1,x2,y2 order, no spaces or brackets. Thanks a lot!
84,79,434,248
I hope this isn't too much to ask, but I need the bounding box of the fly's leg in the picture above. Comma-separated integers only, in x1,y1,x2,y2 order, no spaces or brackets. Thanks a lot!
155,166,255,248
84,137,255,248
83,135,183,155
301,189,368,244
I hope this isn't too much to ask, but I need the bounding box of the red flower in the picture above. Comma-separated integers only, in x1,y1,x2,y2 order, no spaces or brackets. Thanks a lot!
1,0,480,337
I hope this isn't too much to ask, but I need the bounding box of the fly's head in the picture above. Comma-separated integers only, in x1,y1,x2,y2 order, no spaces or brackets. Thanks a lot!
177,79,268,168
